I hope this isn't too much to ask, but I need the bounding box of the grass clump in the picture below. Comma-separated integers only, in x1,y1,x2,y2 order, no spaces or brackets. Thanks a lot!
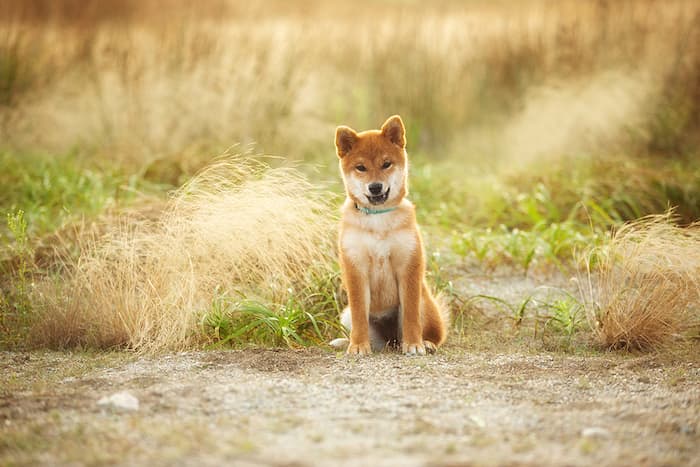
0,210,34,346
541,294,586,346
203,299,324,348
28,155,337,352
580,213,700,350
449,288,591,353
202,267,342,348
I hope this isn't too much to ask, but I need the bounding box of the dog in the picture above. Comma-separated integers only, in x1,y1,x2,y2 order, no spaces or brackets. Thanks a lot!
330,115,447,355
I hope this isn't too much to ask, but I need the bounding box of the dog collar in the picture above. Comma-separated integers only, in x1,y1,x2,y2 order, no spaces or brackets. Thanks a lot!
355,203,398,215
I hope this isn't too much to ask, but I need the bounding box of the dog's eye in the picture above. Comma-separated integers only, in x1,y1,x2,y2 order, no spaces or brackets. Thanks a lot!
382,161,392,169
356,165,367,172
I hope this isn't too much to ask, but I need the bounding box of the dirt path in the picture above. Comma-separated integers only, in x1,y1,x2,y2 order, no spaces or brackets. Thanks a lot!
1,347,699,466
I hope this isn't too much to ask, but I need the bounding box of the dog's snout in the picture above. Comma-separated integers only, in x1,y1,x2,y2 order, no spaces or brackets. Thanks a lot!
368,183,383,195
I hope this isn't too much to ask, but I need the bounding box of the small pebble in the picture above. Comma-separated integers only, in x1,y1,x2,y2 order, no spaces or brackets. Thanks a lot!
97,391,140,412
581,427,610,438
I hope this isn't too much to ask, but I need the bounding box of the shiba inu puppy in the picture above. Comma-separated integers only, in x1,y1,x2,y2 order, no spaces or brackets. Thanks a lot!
331,115,447,355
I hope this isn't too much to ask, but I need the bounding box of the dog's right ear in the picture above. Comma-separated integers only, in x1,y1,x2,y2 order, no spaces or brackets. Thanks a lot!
335,126,358,158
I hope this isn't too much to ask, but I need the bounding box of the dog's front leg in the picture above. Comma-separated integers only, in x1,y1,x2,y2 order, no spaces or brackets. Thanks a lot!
342,257,371,355
398,259,425,355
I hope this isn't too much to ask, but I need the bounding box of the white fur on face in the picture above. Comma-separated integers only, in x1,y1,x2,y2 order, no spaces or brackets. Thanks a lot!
386,166,405,203
344,172,366,202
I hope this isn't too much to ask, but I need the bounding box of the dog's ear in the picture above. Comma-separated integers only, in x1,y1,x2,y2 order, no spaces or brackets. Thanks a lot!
381,115,405,148
335,126,358,158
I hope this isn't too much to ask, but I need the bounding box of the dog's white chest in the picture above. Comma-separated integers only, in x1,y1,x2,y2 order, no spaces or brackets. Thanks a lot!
341,225,416,267
368,233,392,260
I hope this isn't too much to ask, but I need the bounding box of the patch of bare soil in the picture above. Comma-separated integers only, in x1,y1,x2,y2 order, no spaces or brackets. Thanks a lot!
1,346,699,466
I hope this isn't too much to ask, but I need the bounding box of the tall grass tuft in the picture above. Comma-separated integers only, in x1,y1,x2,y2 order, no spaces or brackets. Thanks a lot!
580,213,700,350
0,210,34,346
31,155,337,352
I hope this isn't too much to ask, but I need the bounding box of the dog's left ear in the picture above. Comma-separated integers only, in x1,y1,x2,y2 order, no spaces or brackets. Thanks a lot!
381,115,406,149
335,126,358,158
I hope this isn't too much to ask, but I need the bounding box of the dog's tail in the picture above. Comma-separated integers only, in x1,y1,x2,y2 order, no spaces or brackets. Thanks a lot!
329,307,351,350
434,290,452,331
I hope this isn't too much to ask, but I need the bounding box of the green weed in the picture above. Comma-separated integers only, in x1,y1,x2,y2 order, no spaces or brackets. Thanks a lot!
453,289,589,350
208,299,324,347
202,269,343,348
1,209,33,345
0,151,145,239
464,294,533,327
542,293,586,345
202,295,333,348
451,222,603,275
412,155,700,234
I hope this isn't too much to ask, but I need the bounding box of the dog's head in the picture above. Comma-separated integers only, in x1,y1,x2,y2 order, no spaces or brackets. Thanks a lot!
335,115,408,207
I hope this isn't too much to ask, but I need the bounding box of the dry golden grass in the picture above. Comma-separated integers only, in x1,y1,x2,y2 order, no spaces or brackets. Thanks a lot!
1,0,698,168
31,155,336,352
580,213,700,350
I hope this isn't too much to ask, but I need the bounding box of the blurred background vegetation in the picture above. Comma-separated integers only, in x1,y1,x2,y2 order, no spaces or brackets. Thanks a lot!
2,0,699,230
1,0,699,350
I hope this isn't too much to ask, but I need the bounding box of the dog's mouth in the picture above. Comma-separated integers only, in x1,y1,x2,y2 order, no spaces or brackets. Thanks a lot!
366,188,390,205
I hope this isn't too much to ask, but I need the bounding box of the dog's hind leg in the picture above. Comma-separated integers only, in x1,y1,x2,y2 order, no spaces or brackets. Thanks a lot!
330,307,395,351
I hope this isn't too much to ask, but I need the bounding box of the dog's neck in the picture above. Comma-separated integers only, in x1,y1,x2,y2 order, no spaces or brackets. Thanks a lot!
354,203,399,215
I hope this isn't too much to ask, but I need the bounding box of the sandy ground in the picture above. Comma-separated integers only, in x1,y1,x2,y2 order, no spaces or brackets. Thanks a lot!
1,345,699,466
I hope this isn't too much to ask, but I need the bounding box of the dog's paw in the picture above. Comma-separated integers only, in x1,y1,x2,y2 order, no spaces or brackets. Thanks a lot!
346,341,372,356
402,341,426,356
424,341,438,354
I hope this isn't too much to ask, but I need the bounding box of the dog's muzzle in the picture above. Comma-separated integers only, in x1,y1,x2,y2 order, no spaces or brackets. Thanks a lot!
367,187,390,205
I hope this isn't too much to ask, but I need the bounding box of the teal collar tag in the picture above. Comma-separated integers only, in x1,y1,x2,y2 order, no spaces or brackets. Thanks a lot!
355,203,398,215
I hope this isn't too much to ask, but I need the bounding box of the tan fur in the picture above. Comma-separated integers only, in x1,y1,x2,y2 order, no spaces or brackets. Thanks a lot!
335,115,447,355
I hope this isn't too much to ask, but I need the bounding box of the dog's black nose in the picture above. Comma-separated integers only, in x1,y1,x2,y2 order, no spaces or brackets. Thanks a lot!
368,183,383,195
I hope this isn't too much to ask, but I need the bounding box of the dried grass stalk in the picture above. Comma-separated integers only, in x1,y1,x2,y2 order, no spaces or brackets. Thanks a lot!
33,156,336,352
579,212,700,350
